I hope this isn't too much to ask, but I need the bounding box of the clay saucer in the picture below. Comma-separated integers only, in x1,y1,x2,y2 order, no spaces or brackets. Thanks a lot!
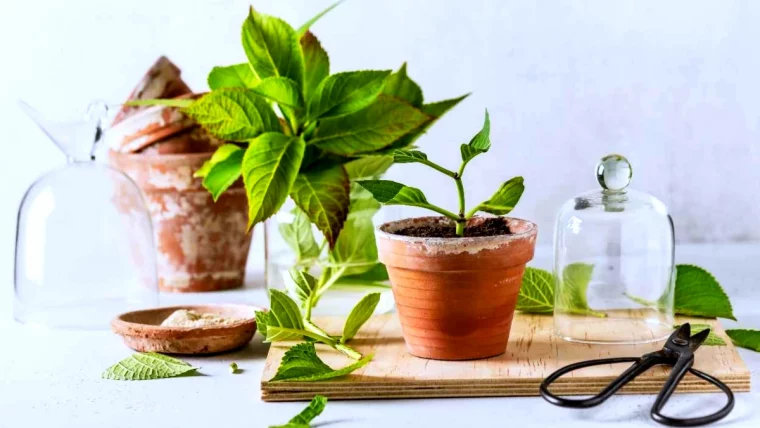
112,304,263,355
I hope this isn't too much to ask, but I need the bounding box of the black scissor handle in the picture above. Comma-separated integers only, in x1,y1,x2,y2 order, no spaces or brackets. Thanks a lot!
650,367,734,427
540,356,652,408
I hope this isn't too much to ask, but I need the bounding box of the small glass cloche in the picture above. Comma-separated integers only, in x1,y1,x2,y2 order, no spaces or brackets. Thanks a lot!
553,154,675,344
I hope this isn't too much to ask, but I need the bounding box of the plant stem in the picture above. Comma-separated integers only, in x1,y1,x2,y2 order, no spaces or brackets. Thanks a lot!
420,203,460,221
315,266,347,300
454,163,467,237
420,159,457,179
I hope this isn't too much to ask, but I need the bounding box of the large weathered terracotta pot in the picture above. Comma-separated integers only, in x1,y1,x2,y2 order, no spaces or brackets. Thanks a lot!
109,150,251,292
377,216,538,360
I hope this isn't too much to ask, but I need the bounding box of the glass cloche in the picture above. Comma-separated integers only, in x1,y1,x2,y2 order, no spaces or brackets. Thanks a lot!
553,154,675,344
14,102,158,329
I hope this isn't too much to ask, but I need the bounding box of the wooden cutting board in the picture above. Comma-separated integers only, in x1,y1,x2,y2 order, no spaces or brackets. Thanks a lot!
261,314,750,401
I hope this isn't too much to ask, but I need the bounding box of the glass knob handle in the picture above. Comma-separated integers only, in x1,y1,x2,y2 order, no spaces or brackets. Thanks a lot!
596,154,632,191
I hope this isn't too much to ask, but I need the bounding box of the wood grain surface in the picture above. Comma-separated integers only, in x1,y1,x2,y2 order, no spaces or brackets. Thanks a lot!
261,313,750,402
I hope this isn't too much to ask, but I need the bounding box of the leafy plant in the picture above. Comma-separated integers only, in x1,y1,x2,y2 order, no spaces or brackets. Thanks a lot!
358,111,525,236
130,3,466,247
269,395,327,428
269,342,373,382
102,353,198,380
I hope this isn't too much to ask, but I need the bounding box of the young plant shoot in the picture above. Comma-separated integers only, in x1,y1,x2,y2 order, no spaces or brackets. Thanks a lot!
358,111,525,236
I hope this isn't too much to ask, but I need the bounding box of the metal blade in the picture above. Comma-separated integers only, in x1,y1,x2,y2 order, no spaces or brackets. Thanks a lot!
689,328,711,352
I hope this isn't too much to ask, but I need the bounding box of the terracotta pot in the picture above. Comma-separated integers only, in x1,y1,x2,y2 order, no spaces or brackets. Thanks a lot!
109,150,251,292
377,216,538,360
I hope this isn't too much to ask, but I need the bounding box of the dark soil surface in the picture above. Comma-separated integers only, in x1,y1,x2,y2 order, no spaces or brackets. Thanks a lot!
394,217,512,238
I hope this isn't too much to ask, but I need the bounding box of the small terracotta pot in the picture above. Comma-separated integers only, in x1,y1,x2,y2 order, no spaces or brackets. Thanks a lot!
377,216,538,360
109,151,251,292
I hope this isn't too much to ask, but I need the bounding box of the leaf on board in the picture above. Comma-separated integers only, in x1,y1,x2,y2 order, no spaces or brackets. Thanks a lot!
516,267,554,314
342,292,381,343
270,342,373,382
256,289,306,342
725,329,760,352
555,263,606,318
674,264,736,320
102,353,198,381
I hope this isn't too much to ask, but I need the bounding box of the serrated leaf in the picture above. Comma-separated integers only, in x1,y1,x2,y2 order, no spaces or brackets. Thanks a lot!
726,329,760,351
184,89,281,141
102,353,198,381
258,289,306,342
477,176,525,216
556,263,606,318
342,293,381,342
296,0,343,37
674,264,736,320
460,110,491,166
286,269,319,308
270,342,373,382
344,155,394,180
382,63,423,107
251,77,303,109
300,31,330,104
243,133,306,228
243,7,304,87
392,149,428,164
516,267,554,314
278,206,320,262
290,165,350,248
270,395,328,428
202,147,244,201
356,180,428,207
311,95,429,156
675,324,726,346
208,63,259,90
307,70,390,120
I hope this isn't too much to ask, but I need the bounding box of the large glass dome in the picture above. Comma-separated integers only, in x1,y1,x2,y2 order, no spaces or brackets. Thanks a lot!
553,154,675,344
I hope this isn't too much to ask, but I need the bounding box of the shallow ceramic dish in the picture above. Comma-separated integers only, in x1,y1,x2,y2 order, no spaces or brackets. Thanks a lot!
112,304,262,354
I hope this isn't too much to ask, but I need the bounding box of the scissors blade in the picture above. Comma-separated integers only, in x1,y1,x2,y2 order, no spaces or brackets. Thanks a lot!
689,328,711,352
669,323,691,344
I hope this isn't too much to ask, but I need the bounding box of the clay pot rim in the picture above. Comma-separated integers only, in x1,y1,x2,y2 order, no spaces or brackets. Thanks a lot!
376,216,537,245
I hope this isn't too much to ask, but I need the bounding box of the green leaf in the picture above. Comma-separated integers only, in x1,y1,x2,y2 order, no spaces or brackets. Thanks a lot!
208,63,259,90
347,182,382,215
270,342,373,382
183,89,281,141
392,149,428,164
676,324,726,346
556,263,606,318
516,267,554,314
307,70,391,120
674,265,736,320
476,176,525,216
382,62,423,107
278,206,321,262
344,155,394,180
312,95,429,156
726,329,760,351
286,269,319,308
257,289,306,342
194,144,243,178
243,7,305,87
251,77,303,109
124,98,194,108
102,353,198,381
300,31,330,104
342,293,381,342
356,180,428,207
330,212,378,277
202,147,244,201
290,165,350,248
296,0,343,37
242,133,306,228
269,395,328,428
460,110,491,166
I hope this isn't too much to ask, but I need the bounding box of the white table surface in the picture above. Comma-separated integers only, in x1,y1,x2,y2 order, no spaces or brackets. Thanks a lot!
1,242,759,428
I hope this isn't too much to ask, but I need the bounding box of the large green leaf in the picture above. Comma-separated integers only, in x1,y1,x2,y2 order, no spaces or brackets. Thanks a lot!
296,0,343,37
290,165,350,248
516,267,554,314
300,31,330,103
460,110,491,167
200,145,245,201
307,70,390,120
257,289,306,342
356,180,429,207
269,342,372,382
207,63,259,90
311,95,429,156
726,329,760,351
344,155,394,180
674,265,735,320
184,89,281,141
342,292,381,342
242,7,304,87
476,176,525,216
270,395,328,428
556,263,606,317
242,133,306,228
382,62,423,107
278,206,320,262
102,353,198,381
251,77,303,109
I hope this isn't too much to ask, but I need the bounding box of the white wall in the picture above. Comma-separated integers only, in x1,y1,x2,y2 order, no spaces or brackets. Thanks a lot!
2,0,760,253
